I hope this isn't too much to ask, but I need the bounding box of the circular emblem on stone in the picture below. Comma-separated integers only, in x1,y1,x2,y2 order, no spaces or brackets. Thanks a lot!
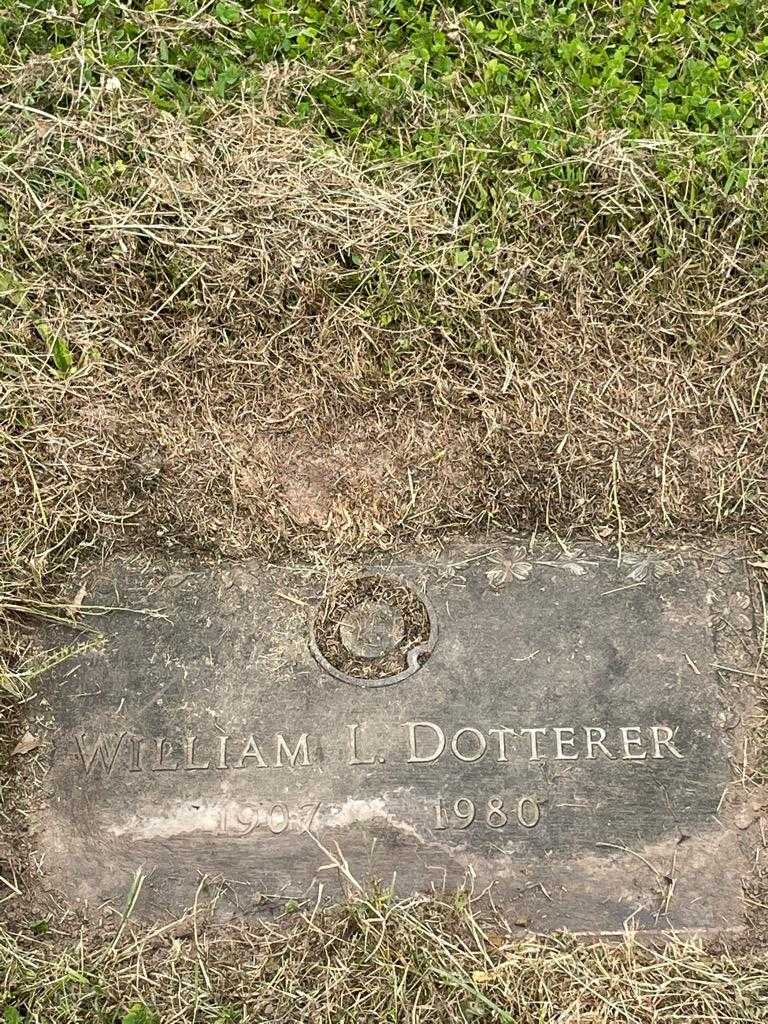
309,575,438,688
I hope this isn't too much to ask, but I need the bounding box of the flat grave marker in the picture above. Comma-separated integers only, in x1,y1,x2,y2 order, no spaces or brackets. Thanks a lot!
30,542,757,933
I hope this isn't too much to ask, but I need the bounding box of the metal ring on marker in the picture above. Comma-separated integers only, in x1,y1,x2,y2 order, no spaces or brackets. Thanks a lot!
309,575,438,688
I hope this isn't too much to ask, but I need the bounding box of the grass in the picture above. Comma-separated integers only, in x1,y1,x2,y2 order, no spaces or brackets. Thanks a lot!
1,0,768,1018
5,2,768,184
1,94,766,633
2,891,768,1023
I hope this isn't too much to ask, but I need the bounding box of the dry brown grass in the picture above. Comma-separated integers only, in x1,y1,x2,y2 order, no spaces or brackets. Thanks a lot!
2,890,768,1023
2,99,767,672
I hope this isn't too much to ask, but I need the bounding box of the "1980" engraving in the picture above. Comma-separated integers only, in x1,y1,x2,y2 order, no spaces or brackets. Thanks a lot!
434,795,541,830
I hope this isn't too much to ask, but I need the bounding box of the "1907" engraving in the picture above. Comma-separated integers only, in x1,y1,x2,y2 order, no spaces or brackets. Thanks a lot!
434,794,541,830
217,801,321,837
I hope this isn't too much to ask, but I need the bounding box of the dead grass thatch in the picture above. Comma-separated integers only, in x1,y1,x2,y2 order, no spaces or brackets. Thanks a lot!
2,892,768,1023
2,97,766,630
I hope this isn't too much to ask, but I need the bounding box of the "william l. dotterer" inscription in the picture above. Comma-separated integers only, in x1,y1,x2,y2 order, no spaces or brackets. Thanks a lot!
73,720,685,775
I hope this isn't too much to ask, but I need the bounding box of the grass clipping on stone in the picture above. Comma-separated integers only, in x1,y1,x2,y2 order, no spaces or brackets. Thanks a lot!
2,891,768,1023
